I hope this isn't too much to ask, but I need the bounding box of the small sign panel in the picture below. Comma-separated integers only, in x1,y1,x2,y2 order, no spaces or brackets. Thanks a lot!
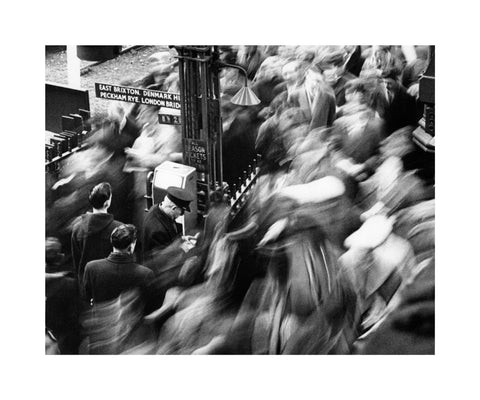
158,114,181,125
187,139,207,173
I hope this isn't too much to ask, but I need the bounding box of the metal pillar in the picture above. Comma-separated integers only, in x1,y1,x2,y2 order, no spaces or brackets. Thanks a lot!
174,46,223,216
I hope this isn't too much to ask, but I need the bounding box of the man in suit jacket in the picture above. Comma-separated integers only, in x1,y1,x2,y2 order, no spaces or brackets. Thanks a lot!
287,59,337,131
142,187,194,259
71,182,123,293
83,224,154,305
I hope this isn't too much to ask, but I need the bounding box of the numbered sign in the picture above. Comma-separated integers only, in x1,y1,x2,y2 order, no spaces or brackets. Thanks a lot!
158,114,181,125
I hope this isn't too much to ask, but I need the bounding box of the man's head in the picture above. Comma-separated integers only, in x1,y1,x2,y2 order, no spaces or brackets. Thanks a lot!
161,187,193,219
313,50,348,86
295,46,317,64
344,77,383,109
89,182,112,211
345,78,370,104
111,224,137,253
282,61,302,86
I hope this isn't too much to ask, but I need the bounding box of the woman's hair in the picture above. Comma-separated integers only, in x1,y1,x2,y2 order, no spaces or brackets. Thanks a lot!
313,50,347,73
362,47,403,80
345,77,385,111
345,77,373,96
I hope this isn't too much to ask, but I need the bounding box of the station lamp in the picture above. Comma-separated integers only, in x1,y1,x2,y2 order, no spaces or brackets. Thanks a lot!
216,61,261,106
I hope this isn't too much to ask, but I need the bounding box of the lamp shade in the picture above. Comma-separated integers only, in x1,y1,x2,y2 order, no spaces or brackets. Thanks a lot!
230,86,261,106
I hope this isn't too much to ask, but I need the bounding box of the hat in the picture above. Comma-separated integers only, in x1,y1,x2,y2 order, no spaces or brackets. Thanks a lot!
278,176,345,205
166,186,193,212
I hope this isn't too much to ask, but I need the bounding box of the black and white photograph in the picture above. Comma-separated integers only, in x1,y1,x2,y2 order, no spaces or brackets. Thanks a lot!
44,44,435,355
3,2,480,399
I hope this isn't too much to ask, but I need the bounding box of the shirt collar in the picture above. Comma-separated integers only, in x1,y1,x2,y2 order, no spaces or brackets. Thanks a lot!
107,252,134,263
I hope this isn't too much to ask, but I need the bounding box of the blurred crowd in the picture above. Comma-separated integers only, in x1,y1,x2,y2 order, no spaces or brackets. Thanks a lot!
45,45,434,355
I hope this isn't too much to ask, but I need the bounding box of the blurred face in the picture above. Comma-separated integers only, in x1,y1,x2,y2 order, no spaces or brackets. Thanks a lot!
345,89,363,104
295,47,316,64
108,103,125,122
322,65,340,85
162,198,184,219
282,62,300,86
373,49,391,71
384,78,396,91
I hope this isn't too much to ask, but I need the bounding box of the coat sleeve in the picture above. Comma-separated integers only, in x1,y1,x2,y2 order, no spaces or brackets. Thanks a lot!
149,229,172,252
143,217,173,255
142,270,157,314
71,224,82,277
83,264,93,305
309,90,336,130
362,119,386,174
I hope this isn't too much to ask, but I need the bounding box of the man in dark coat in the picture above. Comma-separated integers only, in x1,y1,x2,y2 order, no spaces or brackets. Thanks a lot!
45,237,81,354
71,182,123,289
83,224,154,305
344,45,365,77
383,77,420,135
143,187,194,259
222,106,262,189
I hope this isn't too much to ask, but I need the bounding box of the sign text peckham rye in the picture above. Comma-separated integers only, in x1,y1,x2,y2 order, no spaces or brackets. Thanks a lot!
95,83,181,109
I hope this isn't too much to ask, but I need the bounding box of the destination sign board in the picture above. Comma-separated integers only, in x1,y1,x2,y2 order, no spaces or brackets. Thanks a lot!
95,83,181,109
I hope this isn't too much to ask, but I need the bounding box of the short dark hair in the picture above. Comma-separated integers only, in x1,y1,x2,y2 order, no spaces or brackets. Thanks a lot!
110,224,137,250
89,182,112,209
